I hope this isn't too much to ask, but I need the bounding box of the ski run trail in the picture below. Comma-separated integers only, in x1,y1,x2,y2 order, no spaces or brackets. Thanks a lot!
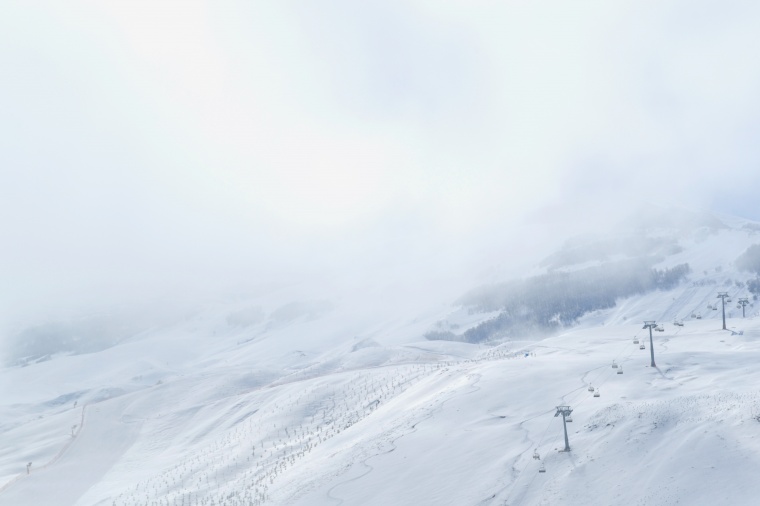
3,218,760,505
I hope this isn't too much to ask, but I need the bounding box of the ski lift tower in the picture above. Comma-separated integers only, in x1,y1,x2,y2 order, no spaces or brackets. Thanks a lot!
643,321,657,367
555,406,573,452
738,297,749,318
717,292,729,330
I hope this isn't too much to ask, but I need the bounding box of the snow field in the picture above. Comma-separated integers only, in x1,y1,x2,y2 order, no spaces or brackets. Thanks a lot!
3,221,760,505
3,311,760,505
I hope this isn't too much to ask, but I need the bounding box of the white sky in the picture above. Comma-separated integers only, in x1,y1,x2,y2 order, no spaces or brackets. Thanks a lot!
3,0,760,322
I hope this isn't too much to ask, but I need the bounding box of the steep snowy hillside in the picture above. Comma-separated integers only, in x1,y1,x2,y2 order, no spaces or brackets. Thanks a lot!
3,210,760,506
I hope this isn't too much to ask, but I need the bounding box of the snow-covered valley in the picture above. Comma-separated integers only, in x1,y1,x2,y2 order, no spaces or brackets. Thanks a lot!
4,218,760,506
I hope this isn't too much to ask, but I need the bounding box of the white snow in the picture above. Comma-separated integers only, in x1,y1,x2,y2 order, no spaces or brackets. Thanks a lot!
2,220,760,505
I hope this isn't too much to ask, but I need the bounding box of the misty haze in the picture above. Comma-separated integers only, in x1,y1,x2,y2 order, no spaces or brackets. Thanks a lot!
3,2,760,506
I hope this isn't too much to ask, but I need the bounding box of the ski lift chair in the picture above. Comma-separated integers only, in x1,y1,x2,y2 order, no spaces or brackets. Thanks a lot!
639,343,646,350
617,366,623,374
539,463,546,473
612,360,618,368
593,389,601,398
533,449,540,460
588,385,595,392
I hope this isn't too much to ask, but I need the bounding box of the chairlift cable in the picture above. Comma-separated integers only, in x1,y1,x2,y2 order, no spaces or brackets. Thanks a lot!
509,281,750,502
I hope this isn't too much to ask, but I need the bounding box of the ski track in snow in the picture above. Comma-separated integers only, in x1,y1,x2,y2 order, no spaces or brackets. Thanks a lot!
0,396,142,506
324,369,484,505
0,404,86,496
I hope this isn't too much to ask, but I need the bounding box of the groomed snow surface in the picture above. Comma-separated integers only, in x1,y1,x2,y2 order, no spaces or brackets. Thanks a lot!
3,305,760,505
3,221,760,505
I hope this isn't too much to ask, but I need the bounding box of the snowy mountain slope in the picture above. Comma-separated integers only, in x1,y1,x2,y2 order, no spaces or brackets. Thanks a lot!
3,212,760,505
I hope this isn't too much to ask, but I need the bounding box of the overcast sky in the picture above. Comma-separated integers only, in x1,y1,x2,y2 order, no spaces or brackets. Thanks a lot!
3,0,760,323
